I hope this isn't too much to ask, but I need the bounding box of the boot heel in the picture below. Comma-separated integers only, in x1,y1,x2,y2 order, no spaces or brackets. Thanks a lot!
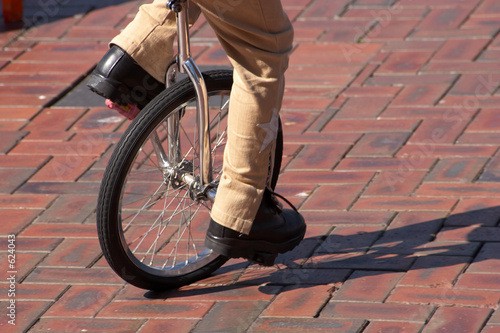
252,252,277,266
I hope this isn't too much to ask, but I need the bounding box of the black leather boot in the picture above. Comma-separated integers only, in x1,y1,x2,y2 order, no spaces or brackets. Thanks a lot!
87,45,164,110
205,189,306,266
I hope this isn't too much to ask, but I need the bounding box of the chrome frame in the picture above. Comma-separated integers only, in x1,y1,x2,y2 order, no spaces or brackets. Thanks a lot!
167,0,212,186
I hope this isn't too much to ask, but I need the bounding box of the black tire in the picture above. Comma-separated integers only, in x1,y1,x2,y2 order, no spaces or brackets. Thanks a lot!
97,70,283,290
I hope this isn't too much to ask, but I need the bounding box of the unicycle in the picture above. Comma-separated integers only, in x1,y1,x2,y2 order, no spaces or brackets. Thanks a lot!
96,0,283,290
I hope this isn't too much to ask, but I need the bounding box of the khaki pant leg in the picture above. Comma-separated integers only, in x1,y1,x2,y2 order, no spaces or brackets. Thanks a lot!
194,0,293,234
110,0,201,83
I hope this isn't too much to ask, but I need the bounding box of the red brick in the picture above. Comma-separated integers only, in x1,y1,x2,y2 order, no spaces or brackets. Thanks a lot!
432,39,490,62
236,266,350,286
446,198,500,226
442,95,500,109
321,302,433,322
0,168,37,193
0,194,57,209
467,243,500,274
322,118,418,133
3,61,93,74
389,286,500,307
458,132,500,145
397,144,497,158
483,325,500,333
250,318,366,332
348,132,411,157
23,108,85,133
301,0,354,19
475,0,500,17
319,25,364,43
25,268,124,285
76,4,134,27
353,196,457,211
437,226,500,243
13,284,66,301
371,211,446,254
363,170,426,196
425,62,500,74
391,84,450,106
449,73,500,96
23,17,79,39
467,109,500,132
44,286,121,317
31,318,144,333
286,71,353,88
9,140,110,156
488,307,500,324
282,96,333,110
425,158,487,182
302,210,394,225
139,284,279,302
64,26,121,41
368,74,458,86
135,319,198,333
336,157,436,171
455,273,500,290
399,0,480,5
398,256,469,288
317,226,384,254
262,285,331,317
301,184,366,210
369,19,421,41
279,170,374,185
417,7,473,30
31,156,97,182
20,223,97,238
363,321,422,333
413,241,479,257
0,130,28,153
377,51,433,74
0,301,51,332
421,307,491,333
409,118,470,145
333,270,403,302
15,237,63,253
41,238,101,267
286,144,350,170
0,252,46,281
0,73,81,86
98,300,214,319
416,183,500,197
306,252,415,271
0,209,41,235
341,86,401,97
334,96,392,118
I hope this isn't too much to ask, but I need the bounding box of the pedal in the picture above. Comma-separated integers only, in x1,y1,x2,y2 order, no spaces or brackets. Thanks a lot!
105,99,141,120
252,252,277,267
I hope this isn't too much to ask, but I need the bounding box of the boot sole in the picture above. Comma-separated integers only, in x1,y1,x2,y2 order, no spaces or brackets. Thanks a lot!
205,224,306,266
87,73,135,107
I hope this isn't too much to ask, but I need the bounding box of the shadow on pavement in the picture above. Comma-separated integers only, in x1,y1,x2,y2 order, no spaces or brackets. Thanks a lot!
143,206,500,298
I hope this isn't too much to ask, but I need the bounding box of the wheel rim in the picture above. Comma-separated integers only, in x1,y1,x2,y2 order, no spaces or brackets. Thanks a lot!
118,90,230,277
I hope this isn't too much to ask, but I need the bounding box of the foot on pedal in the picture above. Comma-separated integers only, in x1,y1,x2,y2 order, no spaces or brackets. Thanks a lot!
105,99,141,120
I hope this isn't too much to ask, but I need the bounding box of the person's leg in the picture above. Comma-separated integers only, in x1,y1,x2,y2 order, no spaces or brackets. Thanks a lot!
87,1,201,110
194,0,294,234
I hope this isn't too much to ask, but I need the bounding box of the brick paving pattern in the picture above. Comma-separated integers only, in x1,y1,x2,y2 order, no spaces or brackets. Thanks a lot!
1,0,500,332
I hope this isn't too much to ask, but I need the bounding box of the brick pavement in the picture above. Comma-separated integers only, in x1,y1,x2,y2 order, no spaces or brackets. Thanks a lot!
1,0,500,332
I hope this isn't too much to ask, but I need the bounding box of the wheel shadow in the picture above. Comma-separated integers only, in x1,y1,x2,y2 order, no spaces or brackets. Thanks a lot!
144,206,500,299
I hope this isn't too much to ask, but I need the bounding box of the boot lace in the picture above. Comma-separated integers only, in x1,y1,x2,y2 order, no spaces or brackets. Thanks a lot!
266,187,300,214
